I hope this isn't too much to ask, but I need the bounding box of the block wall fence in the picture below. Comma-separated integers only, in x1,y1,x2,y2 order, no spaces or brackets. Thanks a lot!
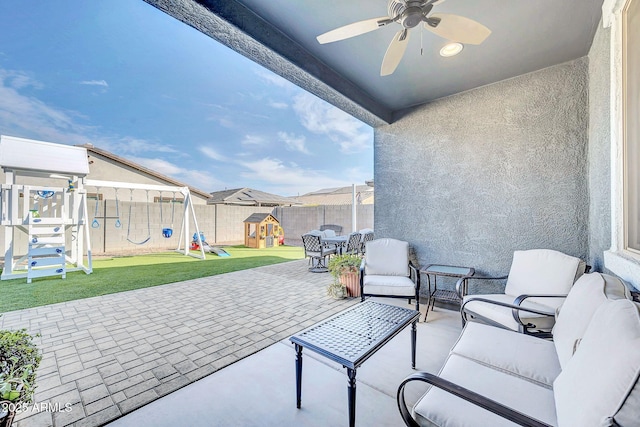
0,202,374,256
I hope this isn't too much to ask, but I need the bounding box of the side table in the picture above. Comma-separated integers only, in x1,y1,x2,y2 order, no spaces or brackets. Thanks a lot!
421,264,474,322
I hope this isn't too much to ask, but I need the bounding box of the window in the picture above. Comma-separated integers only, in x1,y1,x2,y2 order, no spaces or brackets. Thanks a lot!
624,0,640,253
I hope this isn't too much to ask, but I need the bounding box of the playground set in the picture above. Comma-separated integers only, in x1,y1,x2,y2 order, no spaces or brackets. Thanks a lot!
0,135,208,283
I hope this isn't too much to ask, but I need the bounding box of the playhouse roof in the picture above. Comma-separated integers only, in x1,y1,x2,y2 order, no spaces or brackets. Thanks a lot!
243,213,278,224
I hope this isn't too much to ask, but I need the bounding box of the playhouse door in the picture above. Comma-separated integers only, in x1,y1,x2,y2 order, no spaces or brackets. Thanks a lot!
266,224,274,247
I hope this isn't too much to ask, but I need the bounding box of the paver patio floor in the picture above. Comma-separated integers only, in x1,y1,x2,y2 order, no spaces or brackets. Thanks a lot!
1,259,358,427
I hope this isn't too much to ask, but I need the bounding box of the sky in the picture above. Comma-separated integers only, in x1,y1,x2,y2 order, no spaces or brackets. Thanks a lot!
0,1,373,196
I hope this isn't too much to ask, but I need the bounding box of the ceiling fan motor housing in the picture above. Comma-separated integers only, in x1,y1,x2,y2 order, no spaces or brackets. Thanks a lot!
388,0,433,29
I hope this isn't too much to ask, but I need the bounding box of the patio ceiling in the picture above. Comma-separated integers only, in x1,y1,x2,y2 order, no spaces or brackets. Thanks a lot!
143,0,603,126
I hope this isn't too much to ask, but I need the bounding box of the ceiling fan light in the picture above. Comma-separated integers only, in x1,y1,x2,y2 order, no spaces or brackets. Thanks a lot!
440,42,463,57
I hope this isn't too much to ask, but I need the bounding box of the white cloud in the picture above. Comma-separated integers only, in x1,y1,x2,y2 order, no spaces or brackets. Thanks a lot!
278,131,309,154
254,68,292,89
268,100,288,109
0,68,177,158
292,92,372,154
198,146,227,161
0,69,93,145
80,79,108,87
238,157,351,195
105,137,178,155
242,134,267,146
130,156,221,191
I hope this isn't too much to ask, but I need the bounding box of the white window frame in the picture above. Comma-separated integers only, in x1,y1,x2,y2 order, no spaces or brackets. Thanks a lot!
603,0,640,288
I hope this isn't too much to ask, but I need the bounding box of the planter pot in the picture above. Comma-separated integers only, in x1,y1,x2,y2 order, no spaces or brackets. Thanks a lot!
340,272,361,297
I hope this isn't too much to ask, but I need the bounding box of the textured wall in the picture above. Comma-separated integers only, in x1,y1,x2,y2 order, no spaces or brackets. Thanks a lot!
587,21,612,272
375,59,590,294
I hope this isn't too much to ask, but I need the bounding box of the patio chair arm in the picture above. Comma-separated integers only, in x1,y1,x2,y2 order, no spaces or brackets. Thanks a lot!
397,372,552,427
454,274,477,298
461,297,557,331
360,258,366,301
408,261,420,293
511,294,566,328
455,274,509,298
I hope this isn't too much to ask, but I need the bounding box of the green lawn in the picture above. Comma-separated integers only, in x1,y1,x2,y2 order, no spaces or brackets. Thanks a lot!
0,245,304,313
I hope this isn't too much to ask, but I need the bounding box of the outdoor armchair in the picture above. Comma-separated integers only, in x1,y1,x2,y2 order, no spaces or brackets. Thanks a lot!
301,233,336,273
360,238,420,312
343,232,362,255
359,230,374,254
459,249,586,334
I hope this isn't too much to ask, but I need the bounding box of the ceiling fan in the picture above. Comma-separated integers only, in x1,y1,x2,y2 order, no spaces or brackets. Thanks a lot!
316,0,491,76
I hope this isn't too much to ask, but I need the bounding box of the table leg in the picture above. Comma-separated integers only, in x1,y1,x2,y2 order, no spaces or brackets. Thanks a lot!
347,368,357,427
411,320,417,369
295,344,303,409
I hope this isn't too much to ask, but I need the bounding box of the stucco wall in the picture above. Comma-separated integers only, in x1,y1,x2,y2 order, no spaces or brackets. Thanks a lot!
588,21,612,272
375,58,589,294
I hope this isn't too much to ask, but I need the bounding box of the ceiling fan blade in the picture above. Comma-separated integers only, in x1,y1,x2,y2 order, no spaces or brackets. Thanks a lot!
317,17,391,44
380,29,410,76
425,13,491,45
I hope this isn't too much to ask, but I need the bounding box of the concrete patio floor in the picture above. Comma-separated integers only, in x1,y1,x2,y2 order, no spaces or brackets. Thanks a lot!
107,303,461,427
1,259,462,427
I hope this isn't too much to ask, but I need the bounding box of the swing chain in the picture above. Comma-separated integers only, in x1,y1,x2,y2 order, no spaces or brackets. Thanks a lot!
91,187,100,228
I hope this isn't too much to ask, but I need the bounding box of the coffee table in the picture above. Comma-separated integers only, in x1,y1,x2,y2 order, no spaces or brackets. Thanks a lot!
290,300,420,427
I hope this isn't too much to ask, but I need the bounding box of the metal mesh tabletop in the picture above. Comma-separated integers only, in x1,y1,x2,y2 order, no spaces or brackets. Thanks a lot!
290,301,419,368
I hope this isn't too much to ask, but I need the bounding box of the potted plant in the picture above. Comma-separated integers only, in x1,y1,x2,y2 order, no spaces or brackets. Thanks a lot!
0,329,41,427
326,281,347,299
328,254,363,297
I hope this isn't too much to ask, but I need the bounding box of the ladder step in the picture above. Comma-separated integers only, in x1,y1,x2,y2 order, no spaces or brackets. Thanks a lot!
28,256,65,268
28,246,64,257
28,226,63,235
29,236,65,245
28,267,66,280
26,217,66,225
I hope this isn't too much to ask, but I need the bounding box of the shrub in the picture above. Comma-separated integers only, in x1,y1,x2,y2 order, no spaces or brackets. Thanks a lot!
0,329,41,405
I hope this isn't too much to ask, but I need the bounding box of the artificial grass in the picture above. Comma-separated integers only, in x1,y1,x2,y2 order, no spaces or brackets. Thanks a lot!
0,245,304,313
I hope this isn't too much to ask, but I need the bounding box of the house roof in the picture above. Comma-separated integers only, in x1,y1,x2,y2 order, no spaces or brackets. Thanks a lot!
77,144,212,200
295,185,374,206
209,187,299,206
243,213,279,223
143,0,603,126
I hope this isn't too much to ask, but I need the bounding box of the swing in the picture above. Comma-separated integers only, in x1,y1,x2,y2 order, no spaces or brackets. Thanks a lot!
91,187,100,228
114,188,122,228
160,191,175,238
126,189,151,245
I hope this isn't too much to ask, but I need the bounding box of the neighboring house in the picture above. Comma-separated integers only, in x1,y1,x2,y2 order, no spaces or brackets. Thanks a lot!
208,187,299,207
80,144,211,204
295,185,374,206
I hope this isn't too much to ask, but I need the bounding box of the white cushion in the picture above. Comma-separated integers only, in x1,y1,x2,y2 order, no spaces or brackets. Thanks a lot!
451,322,560,388
463,294,557,331
362,275,415,297
322,229,336,238
413,354,557,427
552,273,629,368
364,238,409,276
506,249,581,308
554,299,640,426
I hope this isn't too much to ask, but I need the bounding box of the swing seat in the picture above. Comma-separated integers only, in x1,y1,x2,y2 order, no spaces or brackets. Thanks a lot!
162,228,173,238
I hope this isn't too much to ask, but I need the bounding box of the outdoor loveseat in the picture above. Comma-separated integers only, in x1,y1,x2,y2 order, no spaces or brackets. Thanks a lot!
398,272,640,426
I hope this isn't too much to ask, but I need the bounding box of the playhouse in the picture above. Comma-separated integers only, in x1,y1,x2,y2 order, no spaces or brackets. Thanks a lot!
243,213,282,248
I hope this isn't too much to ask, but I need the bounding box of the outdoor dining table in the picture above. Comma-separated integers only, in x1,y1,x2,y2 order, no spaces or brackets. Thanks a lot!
321,235,349,255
